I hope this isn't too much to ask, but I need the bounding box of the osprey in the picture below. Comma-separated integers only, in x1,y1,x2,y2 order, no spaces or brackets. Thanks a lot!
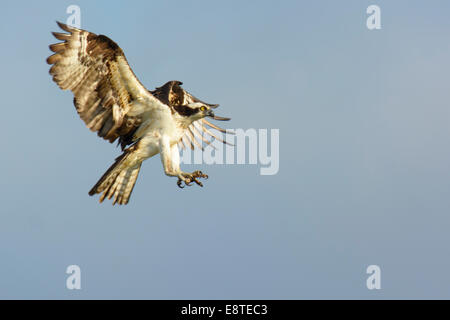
47,22,231,205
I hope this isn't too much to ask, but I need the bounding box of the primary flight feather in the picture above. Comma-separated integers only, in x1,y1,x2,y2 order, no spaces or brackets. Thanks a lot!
47,22,231,205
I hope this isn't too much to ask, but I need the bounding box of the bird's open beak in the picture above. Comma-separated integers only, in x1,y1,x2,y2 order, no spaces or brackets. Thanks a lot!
206,109,230,121
203,102,229,120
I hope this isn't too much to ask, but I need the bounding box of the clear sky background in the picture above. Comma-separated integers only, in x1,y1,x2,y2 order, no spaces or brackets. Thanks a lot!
1,0,450,299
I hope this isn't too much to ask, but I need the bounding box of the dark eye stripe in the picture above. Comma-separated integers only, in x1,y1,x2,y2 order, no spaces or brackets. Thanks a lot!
173,105,200,117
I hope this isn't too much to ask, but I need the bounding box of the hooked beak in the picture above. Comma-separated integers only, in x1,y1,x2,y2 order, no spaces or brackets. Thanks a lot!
200,101,229,120
206,109,230,121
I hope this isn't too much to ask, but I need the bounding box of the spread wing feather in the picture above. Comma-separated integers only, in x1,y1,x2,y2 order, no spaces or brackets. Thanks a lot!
47,21,162,145
178,119,233,152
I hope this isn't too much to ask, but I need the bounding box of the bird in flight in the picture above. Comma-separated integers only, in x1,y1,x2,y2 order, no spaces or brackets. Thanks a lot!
47,22,231,205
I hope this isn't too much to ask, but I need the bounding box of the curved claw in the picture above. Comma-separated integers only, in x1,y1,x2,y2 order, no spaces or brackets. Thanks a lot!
177,171,208,188
193,178,203,187
192,171,209,179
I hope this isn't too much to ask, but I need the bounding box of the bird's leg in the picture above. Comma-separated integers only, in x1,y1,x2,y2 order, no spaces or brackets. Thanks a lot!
159,137,209,189
176,171,208,188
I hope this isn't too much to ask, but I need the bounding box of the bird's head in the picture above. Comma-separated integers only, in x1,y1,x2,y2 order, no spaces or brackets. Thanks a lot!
152,80,230,124
182,102,217,121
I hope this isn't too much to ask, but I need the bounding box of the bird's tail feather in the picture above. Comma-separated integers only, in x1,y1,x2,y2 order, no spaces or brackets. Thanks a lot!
89,149,142,205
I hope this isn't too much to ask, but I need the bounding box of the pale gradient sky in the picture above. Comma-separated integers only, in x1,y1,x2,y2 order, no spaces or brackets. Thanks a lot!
1,0,450,299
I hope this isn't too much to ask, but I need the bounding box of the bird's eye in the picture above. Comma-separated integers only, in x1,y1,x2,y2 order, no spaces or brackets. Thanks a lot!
200,106,206,112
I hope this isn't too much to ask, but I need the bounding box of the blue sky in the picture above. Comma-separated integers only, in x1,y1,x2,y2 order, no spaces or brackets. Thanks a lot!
1,0,450,298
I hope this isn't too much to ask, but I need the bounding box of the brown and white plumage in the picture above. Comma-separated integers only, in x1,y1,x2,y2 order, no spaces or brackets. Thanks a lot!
47,22,231,205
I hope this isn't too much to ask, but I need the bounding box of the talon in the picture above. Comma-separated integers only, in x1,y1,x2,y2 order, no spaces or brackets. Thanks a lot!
193,178,203,187
177,171,208,188
192,171,208,180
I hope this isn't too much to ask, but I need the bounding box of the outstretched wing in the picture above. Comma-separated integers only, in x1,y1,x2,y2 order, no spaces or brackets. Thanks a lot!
47,22,163,145
179,119,233,151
